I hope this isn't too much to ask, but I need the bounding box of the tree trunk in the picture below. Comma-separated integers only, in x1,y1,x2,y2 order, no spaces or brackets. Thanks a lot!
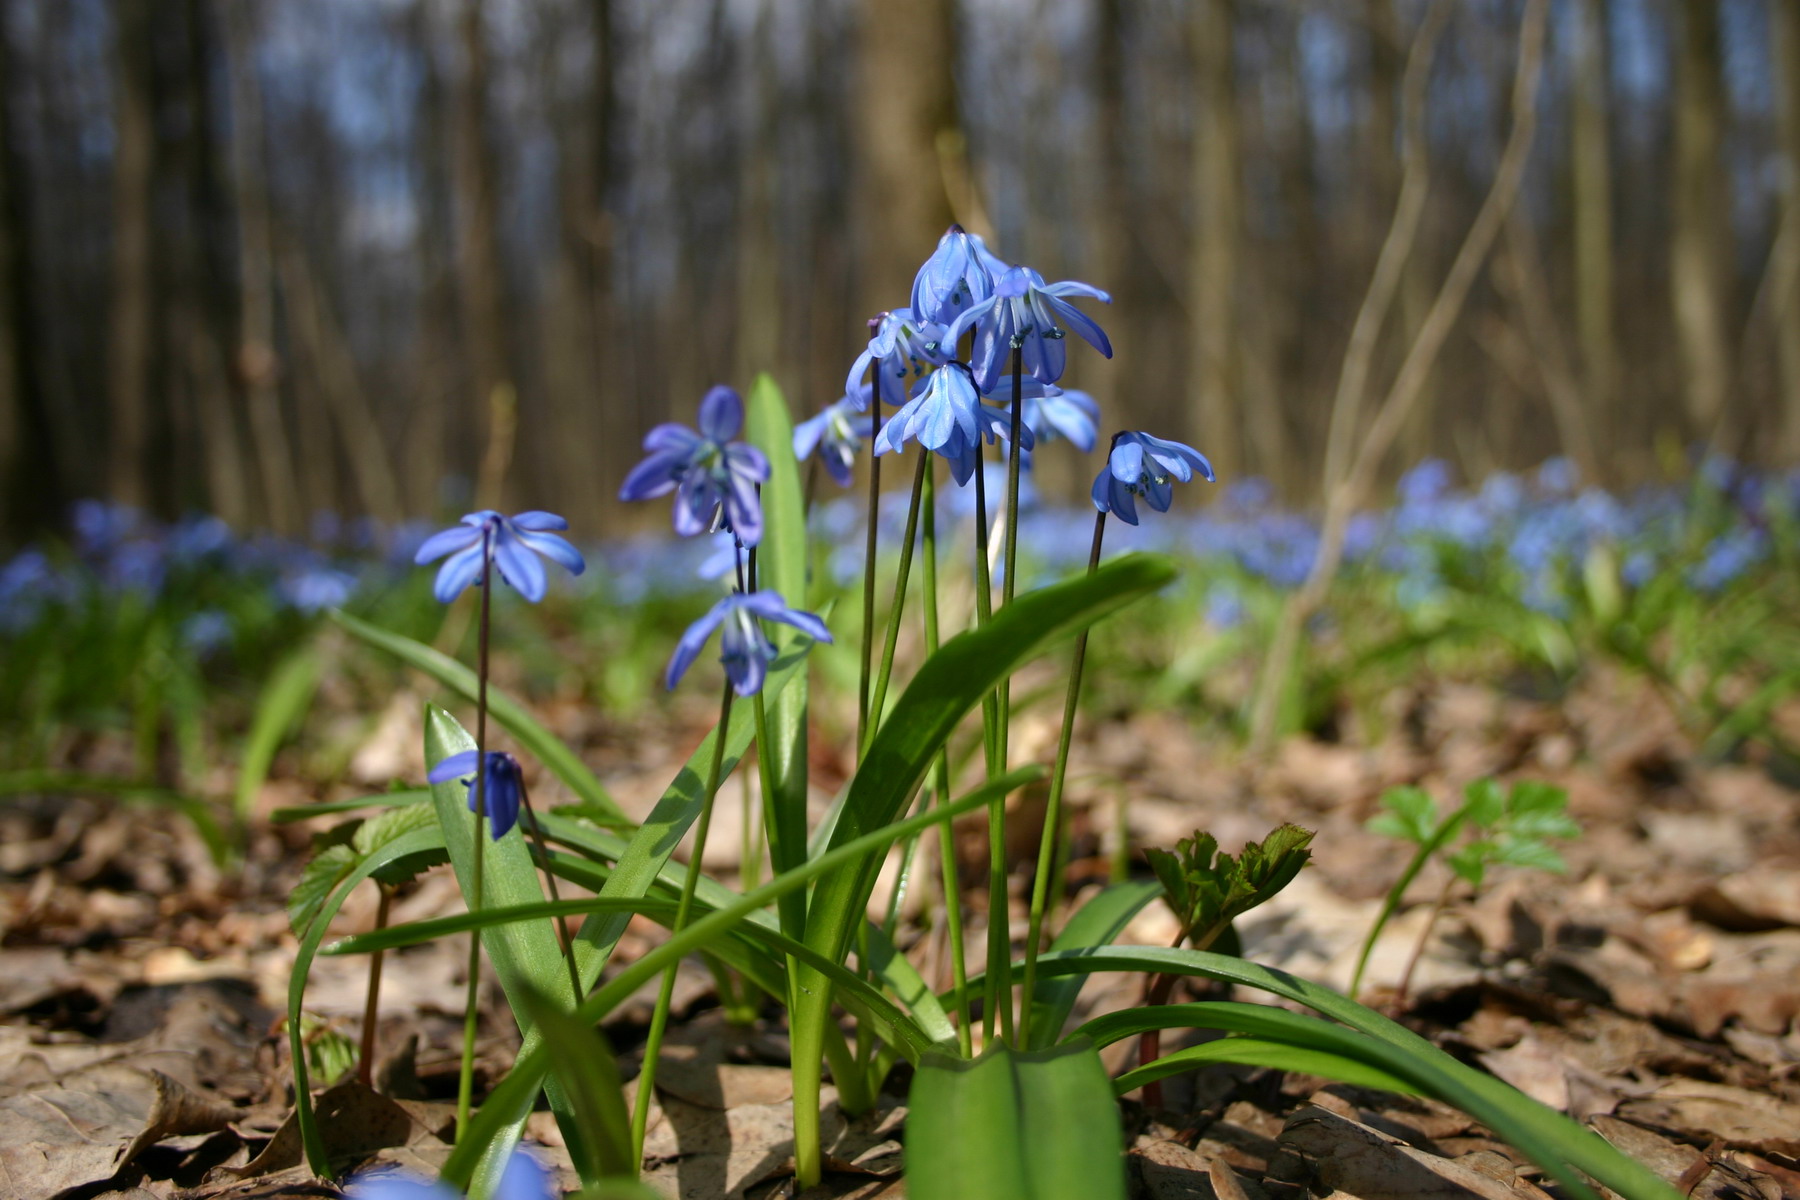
1670,0,1730,438
452,0,516,508
852,0,956,318
108,0,156,509
224,0,300,533
1774,0,1800,461
1571,0,1616,455
1190,0,1240,475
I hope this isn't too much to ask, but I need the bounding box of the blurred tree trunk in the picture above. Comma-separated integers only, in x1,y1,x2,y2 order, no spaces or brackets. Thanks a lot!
735,2,780,386
1371,1,1434,467
453,0,516,507
1670,0,1730,438
108,0,155,509
1774,0,1800,462
0,15,55,532
224,0,300,533
1571,0,1616,457
853,0,956,317
1190,0,1240,476
407,0,453,516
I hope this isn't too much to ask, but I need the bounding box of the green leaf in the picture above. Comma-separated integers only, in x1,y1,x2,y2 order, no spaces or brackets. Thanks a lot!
509,984,635,1185
1027,880,1161,1047
1119,1038,1417,1096
331,610,628,825
424,706,590,1195
287,825,445,1177
236,645,322,822
438,768,1034,1191
1028,947,1682,1200
1490,837,1567,873
1447,843,1489,888
744,373,812,937
907,1039,1125,1200
354,803,450,887
289,844,356,939
1369,786,1437,844
1462,778,1506,828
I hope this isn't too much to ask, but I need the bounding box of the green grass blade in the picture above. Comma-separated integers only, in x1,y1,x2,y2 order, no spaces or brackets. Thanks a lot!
1025,947,1680,1200
1027,879,1160,1046
436,767,1037,1190
236,644,322,823
332,609,627,825
1120,1039,1418,1095
745,372,812,936
907,1039,1125,1200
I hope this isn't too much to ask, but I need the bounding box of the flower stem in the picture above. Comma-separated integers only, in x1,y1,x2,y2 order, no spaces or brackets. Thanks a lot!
970,442,1012,1045
454,530,493,1142
857,359,883,758
519,785,582,1003
356,883,392,1087
1020,510,1106,1046
920,457,972,1054
862,450,928,757
631,678,735,1167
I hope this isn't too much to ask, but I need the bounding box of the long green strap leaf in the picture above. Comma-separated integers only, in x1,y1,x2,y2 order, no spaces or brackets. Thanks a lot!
1025,947,1681,1200
1027,879,1160,1046
331,609,627,825
745,373,812,937
907,1039,1125,1200
236,644,321,822
1120,1039,1417,1096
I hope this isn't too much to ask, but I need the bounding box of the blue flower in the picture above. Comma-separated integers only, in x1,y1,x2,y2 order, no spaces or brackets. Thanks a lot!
666,590,832,696
697,531,742,581
345,1149,553,1200
1397,458,1453,506
428,749,527,840
413,510,586,604
845,309,949,407
620,385,771,546
943,265,1111,393
793,386,873,488
873,363,982,457
1090,431,1215,525
1021,386,1099,453
910,224,1007,326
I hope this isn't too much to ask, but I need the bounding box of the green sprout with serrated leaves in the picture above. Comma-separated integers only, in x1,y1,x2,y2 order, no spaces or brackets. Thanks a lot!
1138,824,1314,1106
1351,778,1580,1005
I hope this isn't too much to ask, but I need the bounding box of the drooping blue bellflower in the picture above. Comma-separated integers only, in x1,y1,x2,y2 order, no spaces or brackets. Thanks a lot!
666,590,833,696
871,363,983,457
620,385,771,546
910,224,1008,327
845,308,949,408
793,386,874,487
1090,431,1215,525
427,749,528,840
943,266,1112,393
413,511,586,604
1022,387,1100,453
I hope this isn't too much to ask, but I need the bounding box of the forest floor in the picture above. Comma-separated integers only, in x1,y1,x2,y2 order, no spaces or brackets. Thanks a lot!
5,663,1800,1200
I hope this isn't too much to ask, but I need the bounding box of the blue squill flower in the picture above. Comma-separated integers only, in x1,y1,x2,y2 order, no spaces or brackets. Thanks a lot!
346,1149,553,1200
1090,431,1215,525
666,590,832,695
1021,386,1099,452
845,308,948,407
697,531,741,581
943,265,1112,393
279,560,356,612
910,224,1007,326
428,749,527,840
873,363,982,457
620,385,771,546
793,386,873,487
413,511,585,604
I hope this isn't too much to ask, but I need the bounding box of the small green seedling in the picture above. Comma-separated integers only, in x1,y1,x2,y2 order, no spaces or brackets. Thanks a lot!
1139,824,1314,1105
1352,778,1579,1003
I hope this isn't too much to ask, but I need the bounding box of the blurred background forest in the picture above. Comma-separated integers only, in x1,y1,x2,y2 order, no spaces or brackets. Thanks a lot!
0,0,1793,543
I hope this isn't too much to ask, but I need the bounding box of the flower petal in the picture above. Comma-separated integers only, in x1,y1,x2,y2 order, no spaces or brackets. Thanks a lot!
509,511,568,532
698,386,744,441
666,597,729,689
432,543,487,603
413,525,479,566
428,749,480,784
514,529,586,576
493,532,548,602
